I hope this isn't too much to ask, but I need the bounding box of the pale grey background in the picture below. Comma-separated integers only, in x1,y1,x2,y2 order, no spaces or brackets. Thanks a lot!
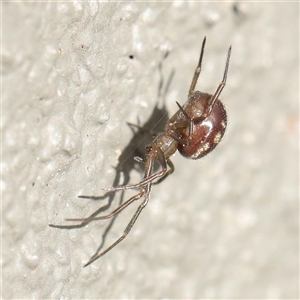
2,2,299,299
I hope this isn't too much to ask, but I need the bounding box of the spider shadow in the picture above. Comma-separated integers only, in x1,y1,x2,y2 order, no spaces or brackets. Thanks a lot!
50,55,174,262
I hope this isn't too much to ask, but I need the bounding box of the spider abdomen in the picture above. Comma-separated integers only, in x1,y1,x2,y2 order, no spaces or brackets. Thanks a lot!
178,98,227,160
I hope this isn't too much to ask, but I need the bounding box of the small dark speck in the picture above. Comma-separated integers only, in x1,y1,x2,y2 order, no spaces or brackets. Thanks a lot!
120,18,123,21
232,4,239,14
32,182,35,186
232,2,247,20
129,55,134,59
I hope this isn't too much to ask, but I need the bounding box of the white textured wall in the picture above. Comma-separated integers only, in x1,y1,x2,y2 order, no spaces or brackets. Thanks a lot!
2,2,298,299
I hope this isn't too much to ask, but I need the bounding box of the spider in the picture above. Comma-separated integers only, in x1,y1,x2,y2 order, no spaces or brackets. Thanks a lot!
50,37,232,267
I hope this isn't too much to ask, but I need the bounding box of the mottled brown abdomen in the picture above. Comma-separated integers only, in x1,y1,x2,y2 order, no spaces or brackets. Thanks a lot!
178,99,227,160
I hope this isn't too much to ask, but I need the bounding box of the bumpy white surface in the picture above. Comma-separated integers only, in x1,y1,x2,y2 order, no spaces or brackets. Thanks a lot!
2,2,298,299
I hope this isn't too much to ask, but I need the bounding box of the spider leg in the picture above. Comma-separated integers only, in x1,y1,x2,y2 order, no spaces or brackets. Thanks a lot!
169,132,189,146
208,45,231,108
64,191,145,223
154,158,174,185
189,36,206,95
83,156,155,266
103,149,168,192
83,186,151,267
192,45,232,122
174,101,194,145
57,155,157,224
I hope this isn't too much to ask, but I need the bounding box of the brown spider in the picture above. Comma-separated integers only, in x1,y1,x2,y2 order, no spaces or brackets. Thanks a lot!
50,37,231,267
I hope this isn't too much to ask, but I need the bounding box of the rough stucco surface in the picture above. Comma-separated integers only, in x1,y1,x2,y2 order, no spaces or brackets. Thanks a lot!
2,2,299,299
